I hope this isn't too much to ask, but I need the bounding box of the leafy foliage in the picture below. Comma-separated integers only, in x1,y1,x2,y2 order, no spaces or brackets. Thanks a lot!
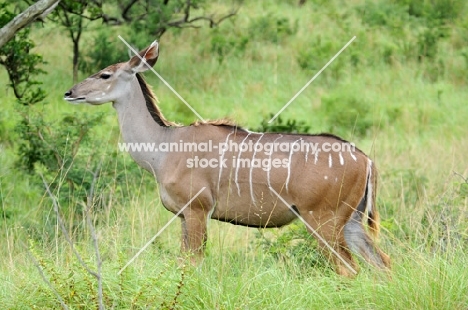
80,0,237,73
210,27,249,64
256,113,310,133
296,35,349,83
395,0,465,23
357,1,410,28
248,13,298,44
356,0,467,81
0,3,46,106
48,0,102,82
320,93,373,138
255,222,327,270
78,28,127,74
25,238,189,309
15,111,138,211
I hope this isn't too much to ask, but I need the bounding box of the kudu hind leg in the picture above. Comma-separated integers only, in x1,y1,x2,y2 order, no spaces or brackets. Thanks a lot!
303,214,359,277
343,211,390,269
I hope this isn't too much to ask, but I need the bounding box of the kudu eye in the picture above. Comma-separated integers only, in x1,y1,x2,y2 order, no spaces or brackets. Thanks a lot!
100,73,111,79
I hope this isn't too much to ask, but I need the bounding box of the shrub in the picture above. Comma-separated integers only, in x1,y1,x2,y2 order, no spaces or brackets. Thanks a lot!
319,93,373,138
357,1,409,28
395,0,466,24
210,28,249,63
296,36,348,83
15,111,139,212
255,113,310,133
248,13,298,44
255,222,327,270
79,29,127,75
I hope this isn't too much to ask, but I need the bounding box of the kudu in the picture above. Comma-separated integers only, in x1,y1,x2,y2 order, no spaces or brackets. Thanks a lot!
64,41,390,277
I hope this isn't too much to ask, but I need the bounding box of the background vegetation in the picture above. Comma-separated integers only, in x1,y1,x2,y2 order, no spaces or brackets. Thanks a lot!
1,0,467,308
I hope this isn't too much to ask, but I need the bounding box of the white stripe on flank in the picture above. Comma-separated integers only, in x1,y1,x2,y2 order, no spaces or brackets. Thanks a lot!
286,139,300,191
250,133,265,204
366,159,373,214
217,131,234,192
328,153,332,168
268,134,283,188
339,152,344,165
235,132,252,196
349,150,357,161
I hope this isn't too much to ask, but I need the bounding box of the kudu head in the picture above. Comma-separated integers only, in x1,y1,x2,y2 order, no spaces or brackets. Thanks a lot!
64,41,159,105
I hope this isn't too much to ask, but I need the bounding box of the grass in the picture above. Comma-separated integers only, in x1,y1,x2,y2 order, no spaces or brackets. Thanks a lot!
1,0,468,308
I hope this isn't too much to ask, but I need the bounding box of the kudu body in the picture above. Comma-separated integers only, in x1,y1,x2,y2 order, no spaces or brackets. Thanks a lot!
64,41,390,276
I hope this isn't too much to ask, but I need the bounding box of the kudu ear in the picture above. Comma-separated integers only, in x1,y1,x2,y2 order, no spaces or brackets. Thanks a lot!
128,40,159,73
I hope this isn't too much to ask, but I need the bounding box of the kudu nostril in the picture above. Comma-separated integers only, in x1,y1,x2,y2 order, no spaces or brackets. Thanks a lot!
64,90,72,97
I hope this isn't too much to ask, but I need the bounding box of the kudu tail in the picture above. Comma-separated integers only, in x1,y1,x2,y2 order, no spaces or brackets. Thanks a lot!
365,159,380,238
344,158,390,270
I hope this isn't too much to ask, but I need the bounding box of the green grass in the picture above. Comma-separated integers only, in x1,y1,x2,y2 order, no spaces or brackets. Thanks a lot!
1,0,468,308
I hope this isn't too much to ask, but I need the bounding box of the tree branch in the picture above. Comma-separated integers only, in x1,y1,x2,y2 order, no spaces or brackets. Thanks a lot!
101,13,123,25
167,8,238,29
121,0,139,22
56,1,103,21
101,0,238,33
0,0,61,49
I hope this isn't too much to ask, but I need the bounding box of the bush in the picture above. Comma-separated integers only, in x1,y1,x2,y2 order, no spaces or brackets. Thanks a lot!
357,1,409,28
210,28,249,64
255,222,327,270
296,36,348,83
255,113,310,133
319,93,373,138
15,111,139,212
396,0,466,24
248,13,298,44
79,29,128,75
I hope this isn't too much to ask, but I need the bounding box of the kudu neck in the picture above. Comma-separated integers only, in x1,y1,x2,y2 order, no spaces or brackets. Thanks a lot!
112,76,173,145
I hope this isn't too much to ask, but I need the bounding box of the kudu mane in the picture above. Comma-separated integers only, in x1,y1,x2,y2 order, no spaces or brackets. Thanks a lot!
137,73,247,131
136,73,179,127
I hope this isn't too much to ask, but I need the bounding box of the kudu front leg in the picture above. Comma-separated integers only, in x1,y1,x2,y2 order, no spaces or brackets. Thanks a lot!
180,208,208,265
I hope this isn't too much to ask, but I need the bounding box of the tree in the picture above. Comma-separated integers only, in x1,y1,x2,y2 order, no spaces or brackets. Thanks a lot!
101,0,238,38
47,0,238,82
48,0,102,82
0,0,60,49
0,3,46,106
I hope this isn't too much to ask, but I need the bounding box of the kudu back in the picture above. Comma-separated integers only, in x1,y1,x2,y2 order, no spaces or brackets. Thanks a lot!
64,41,390,277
